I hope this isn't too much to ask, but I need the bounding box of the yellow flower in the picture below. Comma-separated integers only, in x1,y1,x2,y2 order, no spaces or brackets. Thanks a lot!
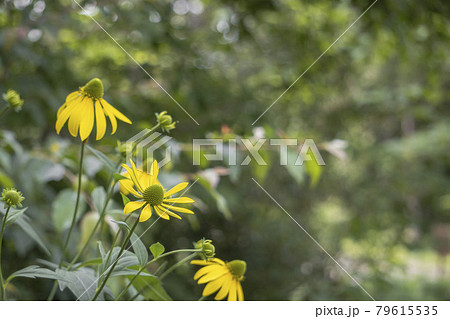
119,160,195,222
191,258,246,301
55,78,132,141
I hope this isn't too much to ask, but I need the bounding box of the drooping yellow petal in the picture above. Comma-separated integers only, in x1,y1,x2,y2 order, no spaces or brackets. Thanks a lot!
150,160,159,185
198,267,228,284
139,204,152,222
130,160,145,192
161,203,194,215
79,98,95,141
119,178,141,197
124,200,145,215
214,275,233,300
203,275,228,296
227,279,237,301
164,182,188,197
163,197,195,204
237,281,244,301
193,265,224,280
191,258,225,266
101,100,118,134
67,99,85,137
156,205,182,219
55,95,83,134
65,91,81,103
153,205,170,220
100,98,132,124
95,101,107,140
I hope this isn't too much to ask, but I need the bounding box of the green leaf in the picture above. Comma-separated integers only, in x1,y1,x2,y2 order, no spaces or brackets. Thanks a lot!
285,149,305,184
100,247,139,275
6,265,63,284
131,233,148,266
110,219,131,232
305,149,323,187
149,242,165,259
15,215,51,256
121,193,130,206
86,145,115,171
127,269,172,301
73,258,103,270
0,207,28,226
52,189,86,233
56,268,105,301
80,211,99,247
113,173,128,181
91,186,107,214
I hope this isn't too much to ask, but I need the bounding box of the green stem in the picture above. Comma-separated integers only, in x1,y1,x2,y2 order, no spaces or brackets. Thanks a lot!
0,205,11,301
101,214,131,271
47,142,85,301
159,253,198,281
92,216,139,301
115,249,201,300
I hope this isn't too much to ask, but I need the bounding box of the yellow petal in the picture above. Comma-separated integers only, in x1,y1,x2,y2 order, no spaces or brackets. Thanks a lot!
124,201,145,215
139,204,152,222
137,169,151,190
121,162,144,193
150,160,159,185
101,98,132,124
95,101,107,140
156,205,182,219
65,91,81,103
67,99,85,137
237,282,244,301
163,197,195,204
198,268,228,284
153,205,170,220
55,95,83,133
100,100,117,134
161,203,194,215
191,258,225,266
214,275,233,300
203,275,228,297
193,265,224,280
119,179,141,197
79,98,95,141
164,182,188,197
227,280,237,301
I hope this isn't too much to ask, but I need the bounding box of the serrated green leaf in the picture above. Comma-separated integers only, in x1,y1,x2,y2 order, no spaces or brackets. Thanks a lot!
6,265,63,284
56,268,104,301
150,242,165,259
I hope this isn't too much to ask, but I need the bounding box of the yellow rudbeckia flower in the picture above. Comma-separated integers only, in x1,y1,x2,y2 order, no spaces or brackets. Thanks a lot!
191,258,246,301
119,160,195,222
55,78,132,141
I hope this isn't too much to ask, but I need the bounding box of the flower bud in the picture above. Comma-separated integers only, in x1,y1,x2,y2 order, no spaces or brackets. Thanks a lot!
156,111,176,133
3,89,24,112
1,188,24,208
195,238,215,259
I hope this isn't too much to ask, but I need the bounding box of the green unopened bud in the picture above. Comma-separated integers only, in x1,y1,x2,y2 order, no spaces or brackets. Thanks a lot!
1,188,24,208
195,238,215,259
156,111,176,133
226,260,246,278
3,89,24,112
82,78,104,99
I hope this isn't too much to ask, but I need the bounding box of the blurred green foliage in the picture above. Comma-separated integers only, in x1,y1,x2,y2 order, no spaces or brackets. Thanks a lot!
0,0,449,300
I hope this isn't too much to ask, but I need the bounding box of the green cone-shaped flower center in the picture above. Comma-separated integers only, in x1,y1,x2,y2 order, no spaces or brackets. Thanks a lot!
227,260,246,278
82,78,104,99
142,184,164,206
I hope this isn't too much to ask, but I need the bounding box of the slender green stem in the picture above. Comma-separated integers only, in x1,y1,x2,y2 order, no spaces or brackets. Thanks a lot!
159,253,198,281
61,142,85,262
47,142,85,301
115,249,201,300
101,214,131,271
0,205,11,301
92,217,139,301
